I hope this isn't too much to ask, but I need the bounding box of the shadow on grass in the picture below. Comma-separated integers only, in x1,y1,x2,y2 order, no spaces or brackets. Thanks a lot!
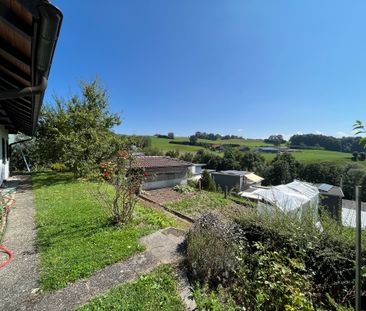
31,171,77,190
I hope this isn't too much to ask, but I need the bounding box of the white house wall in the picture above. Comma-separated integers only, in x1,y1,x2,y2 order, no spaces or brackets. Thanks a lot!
0,125,9,184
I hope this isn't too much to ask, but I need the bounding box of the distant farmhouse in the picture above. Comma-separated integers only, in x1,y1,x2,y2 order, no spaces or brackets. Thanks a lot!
256,146,297,153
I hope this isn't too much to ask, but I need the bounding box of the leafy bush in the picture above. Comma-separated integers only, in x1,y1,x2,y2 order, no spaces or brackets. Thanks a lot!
193,283,239,311
201,170,216,191
186,213,245,286
186,211,364,310
172,184,195,193
50,163,68,172
165,149,180,158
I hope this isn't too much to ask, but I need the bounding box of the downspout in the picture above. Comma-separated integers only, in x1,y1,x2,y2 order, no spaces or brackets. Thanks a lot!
0,77,48,101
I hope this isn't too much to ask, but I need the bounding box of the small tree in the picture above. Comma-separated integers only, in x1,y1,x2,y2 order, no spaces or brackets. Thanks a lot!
264,135,286,146
352,151,359,161
200,169,216,191
93,150,144,225
360,152,366,161
168,132,175,139
189,135,198,145
36,78,121,176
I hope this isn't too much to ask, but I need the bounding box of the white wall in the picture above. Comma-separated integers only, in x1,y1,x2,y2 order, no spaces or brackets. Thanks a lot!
0,125,9,184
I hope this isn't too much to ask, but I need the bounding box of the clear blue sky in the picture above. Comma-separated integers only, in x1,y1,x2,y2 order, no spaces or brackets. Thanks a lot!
46,1,366,139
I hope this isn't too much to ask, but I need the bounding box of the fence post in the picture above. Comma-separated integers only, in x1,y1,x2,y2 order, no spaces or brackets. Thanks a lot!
224,186,228,199
198,180,201,191
355,186,362,311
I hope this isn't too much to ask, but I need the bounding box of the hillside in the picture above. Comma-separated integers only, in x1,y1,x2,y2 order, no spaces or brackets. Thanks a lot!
148,136,366,168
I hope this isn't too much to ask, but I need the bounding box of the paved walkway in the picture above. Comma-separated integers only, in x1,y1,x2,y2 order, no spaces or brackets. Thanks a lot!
25,227,187,311
0,175,40,311
0,176,194,311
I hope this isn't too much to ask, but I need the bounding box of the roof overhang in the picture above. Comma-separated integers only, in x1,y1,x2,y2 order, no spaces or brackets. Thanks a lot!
0,0,62,135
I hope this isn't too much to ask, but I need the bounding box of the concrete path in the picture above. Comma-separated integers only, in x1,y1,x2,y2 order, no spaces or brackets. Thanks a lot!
25,227,186,311
0,175,40,311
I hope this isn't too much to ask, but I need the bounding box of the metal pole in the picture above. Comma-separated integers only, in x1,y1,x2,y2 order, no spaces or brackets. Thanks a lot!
20,149,30,172
355,186,362,311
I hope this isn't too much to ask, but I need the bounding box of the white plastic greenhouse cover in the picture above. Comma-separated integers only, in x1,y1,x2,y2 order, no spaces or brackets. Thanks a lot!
251,180,319,219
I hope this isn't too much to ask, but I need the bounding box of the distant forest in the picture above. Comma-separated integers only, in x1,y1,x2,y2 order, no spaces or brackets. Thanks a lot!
289,134,364,153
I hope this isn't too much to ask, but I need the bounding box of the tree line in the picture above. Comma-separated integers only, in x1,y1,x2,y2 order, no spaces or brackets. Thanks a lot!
165,148,366,201
289,134,364,153
193,131,243,141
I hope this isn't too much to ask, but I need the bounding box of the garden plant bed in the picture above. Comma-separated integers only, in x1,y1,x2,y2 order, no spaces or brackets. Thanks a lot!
141,188,197,205
165,191,247,220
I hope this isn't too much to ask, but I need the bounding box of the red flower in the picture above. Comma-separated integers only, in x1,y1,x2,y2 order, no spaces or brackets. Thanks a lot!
143,172,149,177
103,171,109,177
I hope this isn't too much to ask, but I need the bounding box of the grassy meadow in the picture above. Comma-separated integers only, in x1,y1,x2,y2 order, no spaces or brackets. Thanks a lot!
150,136,271,152
148,135,363,168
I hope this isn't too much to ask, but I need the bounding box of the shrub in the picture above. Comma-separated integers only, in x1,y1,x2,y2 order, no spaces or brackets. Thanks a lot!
172,184,195,194
165,150,180,158
186,210,364,310
186,213,246,286
201,170,216,192
50,163,68,172
92,151,144,225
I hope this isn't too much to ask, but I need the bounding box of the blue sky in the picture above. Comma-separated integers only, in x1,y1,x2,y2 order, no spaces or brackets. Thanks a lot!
47,1,366,139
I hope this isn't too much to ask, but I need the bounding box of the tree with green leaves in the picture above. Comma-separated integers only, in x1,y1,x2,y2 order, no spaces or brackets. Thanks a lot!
241,151,265,173
200,169,216,191
263,153,300,185
189,135,198,145
264,134,286,146
218,148,242,171
36,78,122,176
352,151,359,161
360,152,366,161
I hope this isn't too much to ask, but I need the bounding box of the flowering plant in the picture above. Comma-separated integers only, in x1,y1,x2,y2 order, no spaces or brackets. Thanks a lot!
93,150,145,225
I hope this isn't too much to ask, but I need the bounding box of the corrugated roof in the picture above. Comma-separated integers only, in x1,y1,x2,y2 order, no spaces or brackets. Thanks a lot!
134,156,192,169
314,183,344,197
212,170,249,176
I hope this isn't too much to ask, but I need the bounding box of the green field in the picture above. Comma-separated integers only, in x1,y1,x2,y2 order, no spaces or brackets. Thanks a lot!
147,135,366,168
150,136,270,152
262,149,366,168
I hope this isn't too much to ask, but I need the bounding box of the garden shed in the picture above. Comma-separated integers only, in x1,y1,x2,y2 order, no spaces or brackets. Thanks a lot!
135,156,191,190
211,170,264,191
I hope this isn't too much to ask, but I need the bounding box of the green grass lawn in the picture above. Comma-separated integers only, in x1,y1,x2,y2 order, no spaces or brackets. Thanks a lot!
33,172,177,291
76,265,185,311
166,191,245,219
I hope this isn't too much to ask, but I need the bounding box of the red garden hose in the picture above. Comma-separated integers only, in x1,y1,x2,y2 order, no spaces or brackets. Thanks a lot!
0,196,16,269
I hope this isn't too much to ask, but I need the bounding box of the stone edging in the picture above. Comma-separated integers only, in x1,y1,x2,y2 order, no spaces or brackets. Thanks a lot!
139,194,195,223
